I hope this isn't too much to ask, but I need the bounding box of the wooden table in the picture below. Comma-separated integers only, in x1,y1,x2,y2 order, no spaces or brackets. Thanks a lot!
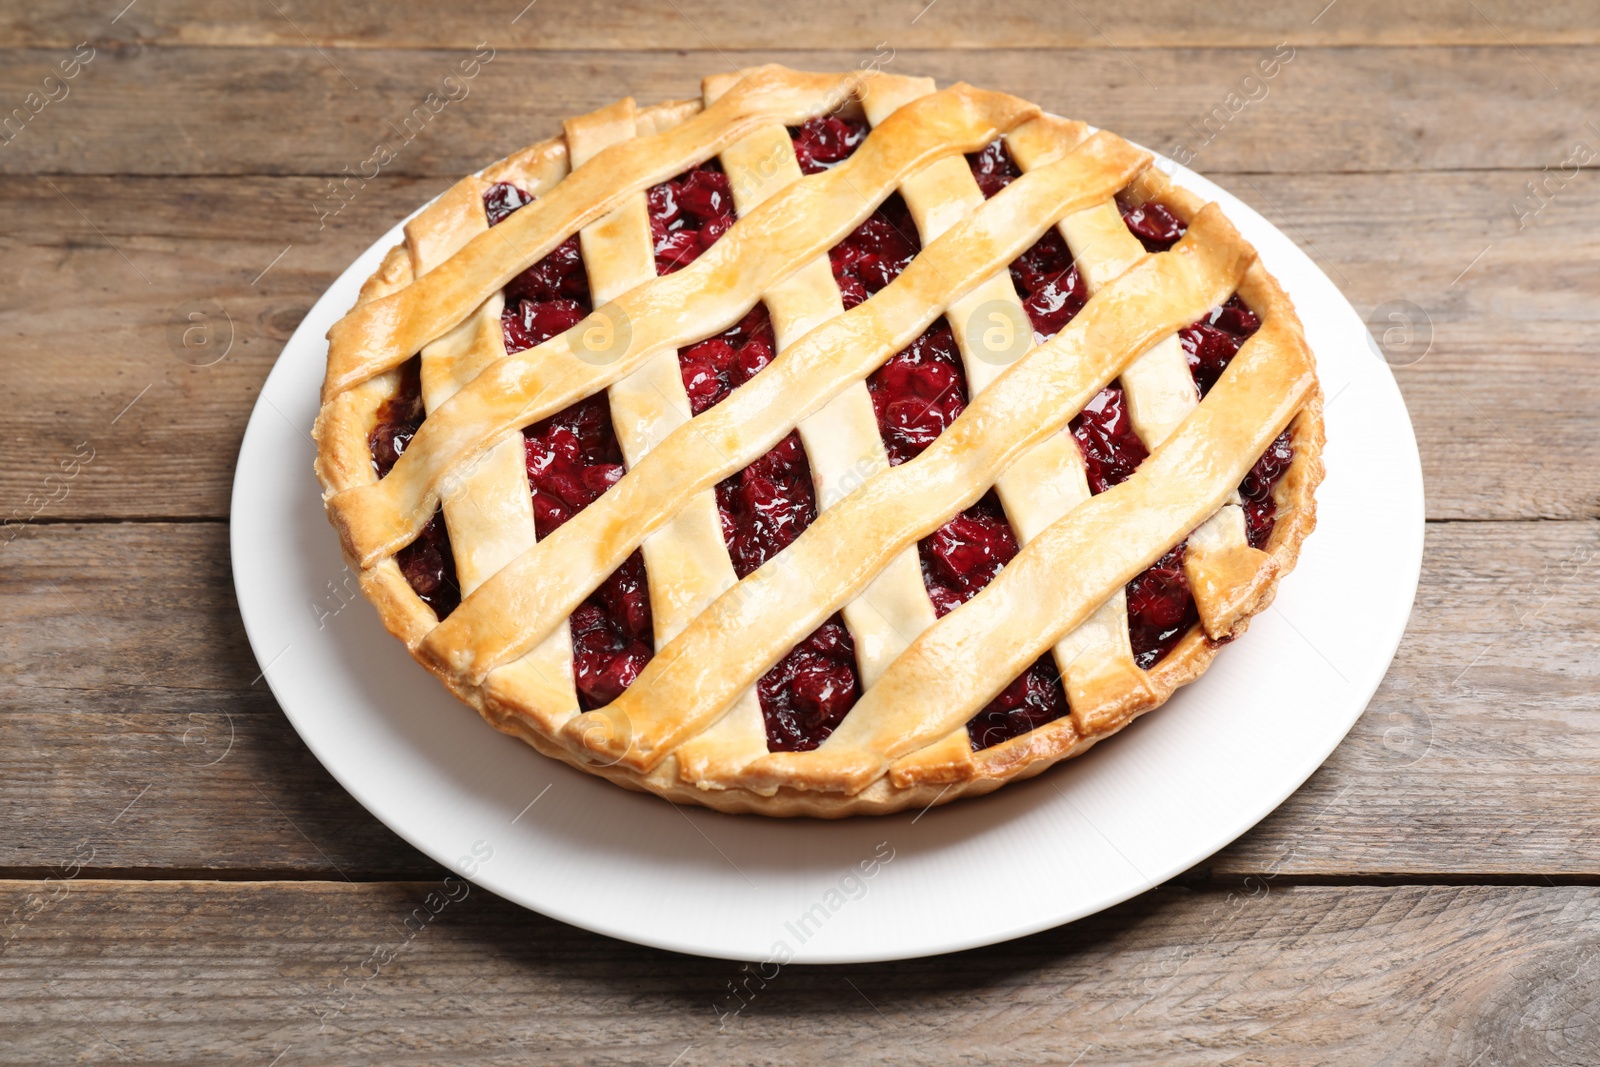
3,2,1597,1062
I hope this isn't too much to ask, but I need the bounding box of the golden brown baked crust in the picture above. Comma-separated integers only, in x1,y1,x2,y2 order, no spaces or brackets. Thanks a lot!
312,65,1324,817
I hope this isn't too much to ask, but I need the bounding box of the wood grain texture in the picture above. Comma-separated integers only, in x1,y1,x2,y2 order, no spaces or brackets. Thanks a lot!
1,172,1594,524
2,880,1596,1065
4,520,1596,877
0,46,1592,177
6,0,1598,49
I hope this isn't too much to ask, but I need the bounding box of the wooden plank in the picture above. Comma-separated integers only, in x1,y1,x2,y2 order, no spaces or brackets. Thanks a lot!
2,880,1596,1064
6,0,1599,49
1,170,1591,523
0,46,1594,177
3,519,1597,877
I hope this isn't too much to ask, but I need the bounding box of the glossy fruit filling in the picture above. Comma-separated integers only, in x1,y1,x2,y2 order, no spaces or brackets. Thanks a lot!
648,161,737,275
790,114,869,175
868,320,968,466
921,489,1070,750
760,614,862,752
1126,543,1198,669
1181,295,1260,398
966,141,1090,346
679,304,776,416
493,182,591,355
1175,295,1293,549
1241,428,1294,549
1118,195,1187,254
370,359,461,619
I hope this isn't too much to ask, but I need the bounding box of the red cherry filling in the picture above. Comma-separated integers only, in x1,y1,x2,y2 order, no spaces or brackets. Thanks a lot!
789,115,869,175
867,320,968,466
1180,295,1261,398
1072,385,1149,495
369,359,461,618
715,430,816,581
967,139,1021,198
569,551,653,709
486,206,657,706
678,303,777,416
490,182,592,358
760,614,863,752
483,181,534,226
1118,195,1187,253
523,395,624,539
862,310,1070,749
919,491,1016,616
522,396,654,711
648,161,737,275
827,193,920,310
966,655,1070,751
1011,229,1089,343
651,159,871,747
521,394,652,710
1240,428,1294,549
396,512,461,618
793,116,920,309
1126,544,1199,669
370,358,424,479
1173,294,1293,548
968,144,1091,344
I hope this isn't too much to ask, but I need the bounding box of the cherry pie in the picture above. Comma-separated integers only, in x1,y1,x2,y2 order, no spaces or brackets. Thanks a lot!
313,66,1323,816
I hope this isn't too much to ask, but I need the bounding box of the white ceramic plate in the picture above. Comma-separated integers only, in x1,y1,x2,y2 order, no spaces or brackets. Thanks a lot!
232,152,1423,964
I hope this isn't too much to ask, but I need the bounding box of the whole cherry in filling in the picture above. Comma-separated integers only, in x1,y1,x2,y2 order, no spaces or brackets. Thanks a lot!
569,552,653,708
828,192,919,309
967,139,1021,198
1119,195,1186,253
795,116,920,310
1010,229,1088,343
1181,295,1260,397
1072,385,1148,495
486,182,593,356
715,431,816,582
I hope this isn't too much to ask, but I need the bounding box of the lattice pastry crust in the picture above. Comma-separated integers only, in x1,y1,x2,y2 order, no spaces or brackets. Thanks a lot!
313,66,1324,817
